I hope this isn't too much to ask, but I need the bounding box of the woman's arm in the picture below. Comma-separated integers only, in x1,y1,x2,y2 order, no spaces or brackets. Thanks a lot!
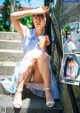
10,6,49,38
66,72,74,80
70,35,74,43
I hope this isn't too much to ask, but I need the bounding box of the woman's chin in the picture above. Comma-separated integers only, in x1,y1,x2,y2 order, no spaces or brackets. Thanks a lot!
36,26,44,30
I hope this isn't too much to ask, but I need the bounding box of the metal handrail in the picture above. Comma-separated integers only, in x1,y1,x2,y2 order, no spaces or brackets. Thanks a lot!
49,3,63,58
49,3,61,32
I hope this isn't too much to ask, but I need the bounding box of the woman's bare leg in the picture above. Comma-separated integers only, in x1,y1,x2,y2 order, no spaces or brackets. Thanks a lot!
34,60,43,83
13,60,36,108
34,53,55,107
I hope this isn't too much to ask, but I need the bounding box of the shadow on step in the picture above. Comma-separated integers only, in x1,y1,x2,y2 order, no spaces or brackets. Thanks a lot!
14,85,63,113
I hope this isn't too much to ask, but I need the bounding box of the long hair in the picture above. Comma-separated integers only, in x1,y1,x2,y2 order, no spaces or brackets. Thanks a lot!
45,13,52,55
64,55,74,77
65,31,71,40
32,13,52,55
65,31,68,40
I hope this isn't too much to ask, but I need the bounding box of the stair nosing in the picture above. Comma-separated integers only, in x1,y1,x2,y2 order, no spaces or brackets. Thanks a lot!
0,61,18,67
0,39,21,43
0,75,11,80
0,49,23,53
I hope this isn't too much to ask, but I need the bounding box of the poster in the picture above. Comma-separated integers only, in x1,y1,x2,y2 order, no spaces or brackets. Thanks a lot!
61,11,80,83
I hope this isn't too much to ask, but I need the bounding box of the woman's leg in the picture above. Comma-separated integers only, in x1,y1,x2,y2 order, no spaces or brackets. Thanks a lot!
34,52,55,107
13,60,36,108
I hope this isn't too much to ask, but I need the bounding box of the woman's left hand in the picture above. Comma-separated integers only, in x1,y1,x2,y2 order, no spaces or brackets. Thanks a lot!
35,6,49,14
45,35,50,46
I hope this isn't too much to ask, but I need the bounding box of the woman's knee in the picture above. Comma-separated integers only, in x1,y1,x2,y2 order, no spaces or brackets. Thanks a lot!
38,52,48,63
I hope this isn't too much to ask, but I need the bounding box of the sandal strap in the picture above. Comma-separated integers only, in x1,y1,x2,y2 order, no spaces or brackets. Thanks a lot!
46,101,55,104
46,101,55,107
16,90,22,93
44,88,50,91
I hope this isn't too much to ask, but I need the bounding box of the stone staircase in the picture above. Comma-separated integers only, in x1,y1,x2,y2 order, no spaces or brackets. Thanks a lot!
0,32,63,113
0,32,23,76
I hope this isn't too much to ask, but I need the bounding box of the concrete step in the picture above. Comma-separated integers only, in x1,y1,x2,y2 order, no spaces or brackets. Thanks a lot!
0,76,11,94
0,76,63,113
0,49,23,62
0,88,63,113
0,32,21,40
0,40,22,50
0,61,17,75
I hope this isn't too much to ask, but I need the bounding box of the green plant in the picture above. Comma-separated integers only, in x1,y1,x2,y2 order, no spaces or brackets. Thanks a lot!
64,25,71,32
19,16,32,28
1,0,11,31
0,25,6,31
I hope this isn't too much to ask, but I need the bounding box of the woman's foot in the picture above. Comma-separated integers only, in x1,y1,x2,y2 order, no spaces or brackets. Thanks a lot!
44,88,55,107
13,90,22,108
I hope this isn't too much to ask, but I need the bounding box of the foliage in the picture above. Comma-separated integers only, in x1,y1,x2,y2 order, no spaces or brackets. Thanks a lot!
0,0,11,31
64,25,71,32
19,16,32,28
61,25,71,37
0,0,32,31
0,25,6,31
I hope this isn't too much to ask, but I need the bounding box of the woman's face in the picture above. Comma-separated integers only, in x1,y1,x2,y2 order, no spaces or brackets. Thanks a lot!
68,61,75,67
32,14,46,30
67,32,71,35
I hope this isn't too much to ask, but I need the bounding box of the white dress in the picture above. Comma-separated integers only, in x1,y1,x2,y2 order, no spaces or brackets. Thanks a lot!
67,35,77,53
1,27,60,99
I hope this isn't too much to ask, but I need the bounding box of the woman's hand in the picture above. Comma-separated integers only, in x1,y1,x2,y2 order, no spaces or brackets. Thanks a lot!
35,6,49,14
45,35,50,46
39,35,50,50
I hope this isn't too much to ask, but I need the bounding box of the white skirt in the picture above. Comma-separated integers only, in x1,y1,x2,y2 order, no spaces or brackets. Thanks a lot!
68,41,77,53
1,48,60,99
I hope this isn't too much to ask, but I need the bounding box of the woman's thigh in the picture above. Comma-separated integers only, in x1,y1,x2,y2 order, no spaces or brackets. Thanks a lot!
24,64,35,83
33,60,43,83
23,58,43,83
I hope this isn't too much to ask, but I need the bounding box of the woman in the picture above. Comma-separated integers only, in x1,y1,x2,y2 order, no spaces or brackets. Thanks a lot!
1,6,59,108
66,31,77,53
64,55,79,80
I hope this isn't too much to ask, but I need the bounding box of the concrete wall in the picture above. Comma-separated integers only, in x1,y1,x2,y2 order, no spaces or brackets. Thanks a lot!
60,2,80,27
55,1,80,113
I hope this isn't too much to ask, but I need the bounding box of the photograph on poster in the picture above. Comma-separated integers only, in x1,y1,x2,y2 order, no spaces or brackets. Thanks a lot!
61,22,80,54
60,53,80,83
63,0,79,2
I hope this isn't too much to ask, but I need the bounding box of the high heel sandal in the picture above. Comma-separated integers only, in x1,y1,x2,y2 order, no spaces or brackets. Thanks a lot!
13,90,22,108
44,88,55,107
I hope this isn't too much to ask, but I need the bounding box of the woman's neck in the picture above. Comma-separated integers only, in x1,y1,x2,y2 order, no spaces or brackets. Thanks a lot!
35,28,45,36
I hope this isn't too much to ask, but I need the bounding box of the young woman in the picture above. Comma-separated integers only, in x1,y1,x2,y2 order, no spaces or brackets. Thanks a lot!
1,6,59,108
64,55,79,80
66,31,77,53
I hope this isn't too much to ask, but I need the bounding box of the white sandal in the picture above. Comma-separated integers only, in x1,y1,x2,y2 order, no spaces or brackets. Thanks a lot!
13,90,22,108
44,88,55,107
46,101,55,107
